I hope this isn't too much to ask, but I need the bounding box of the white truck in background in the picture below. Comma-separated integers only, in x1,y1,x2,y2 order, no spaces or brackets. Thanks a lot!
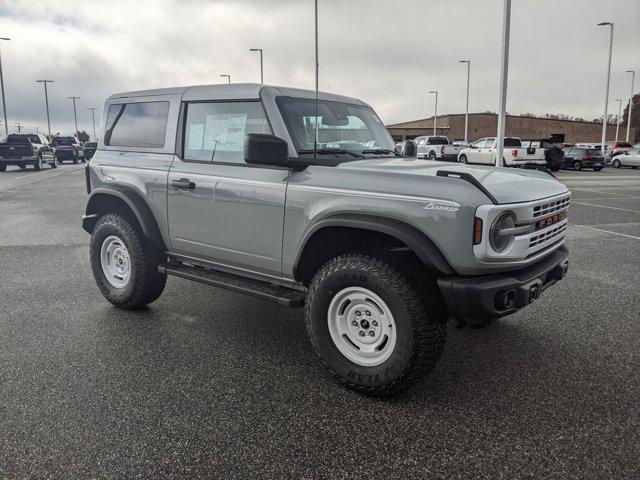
457,137,547,167
415,135,466,162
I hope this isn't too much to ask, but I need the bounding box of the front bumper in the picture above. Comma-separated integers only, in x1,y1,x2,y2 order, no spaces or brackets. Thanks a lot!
437,244,569,326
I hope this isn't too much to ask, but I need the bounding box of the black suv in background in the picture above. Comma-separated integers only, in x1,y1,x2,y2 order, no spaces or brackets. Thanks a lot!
83,141,97,160
563,147,605,171
51,136,84,164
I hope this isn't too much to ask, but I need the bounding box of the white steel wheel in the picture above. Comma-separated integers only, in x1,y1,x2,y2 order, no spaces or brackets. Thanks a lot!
100,235,131,289
327,286,397,367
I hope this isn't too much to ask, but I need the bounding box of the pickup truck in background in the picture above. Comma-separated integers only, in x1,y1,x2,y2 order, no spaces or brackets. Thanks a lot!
0,133,57,171
415,135,465,162
457,137,547,167
51,136,85,164
521,138,565,171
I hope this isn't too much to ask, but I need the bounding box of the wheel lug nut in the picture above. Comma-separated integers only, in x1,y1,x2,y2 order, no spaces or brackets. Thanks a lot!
355,311,362,317
369,331,375,337
365,311,371,317
372,320,378,327
358,330,365,337
352,320,358,327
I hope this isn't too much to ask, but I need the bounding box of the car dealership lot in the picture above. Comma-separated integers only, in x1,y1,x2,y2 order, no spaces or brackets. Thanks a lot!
0,166,638,478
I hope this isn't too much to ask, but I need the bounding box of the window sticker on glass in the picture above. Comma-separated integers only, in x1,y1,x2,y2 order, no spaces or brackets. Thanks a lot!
187,124,205,150
203,114,247,151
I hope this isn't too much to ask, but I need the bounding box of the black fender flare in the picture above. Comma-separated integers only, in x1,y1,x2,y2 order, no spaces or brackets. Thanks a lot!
82,186,166,250
293,213,454,278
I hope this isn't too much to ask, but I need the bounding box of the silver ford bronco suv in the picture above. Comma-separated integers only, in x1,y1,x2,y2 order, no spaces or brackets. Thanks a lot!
82,84,570,396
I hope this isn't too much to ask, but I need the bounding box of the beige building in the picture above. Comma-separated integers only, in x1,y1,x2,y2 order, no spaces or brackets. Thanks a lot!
387,113,635,144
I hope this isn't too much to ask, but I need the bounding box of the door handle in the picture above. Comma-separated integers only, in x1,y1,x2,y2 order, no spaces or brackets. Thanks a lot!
171,178,196,189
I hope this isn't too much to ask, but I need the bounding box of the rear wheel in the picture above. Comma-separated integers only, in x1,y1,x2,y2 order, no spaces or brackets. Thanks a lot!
593,167,603,172
50,158,57,169
0,164,6,172
305,253,448,397
72,156,79,164
612,159,622,168
428,152,437,160
90,213,166,310
573,160,582,171
458,154,467,164
19,163,27,170
34,154,42,171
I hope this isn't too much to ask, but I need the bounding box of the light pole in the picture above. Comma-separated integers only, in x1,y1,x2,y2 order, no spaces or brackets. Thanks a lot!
88,107,98,140
428,91,438,135
220,74,231,84
614,99,622,142
67,96,80,135
598,21,614,155
249,48,263,83
0,37,10,139
459,60,470,143
496,0,511,168
625,70,635,142
36,80,54,139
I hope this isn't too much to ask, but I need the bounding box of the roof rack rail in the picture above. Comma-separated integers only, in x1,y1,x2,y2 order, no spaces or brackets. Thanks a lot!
436,170,499,205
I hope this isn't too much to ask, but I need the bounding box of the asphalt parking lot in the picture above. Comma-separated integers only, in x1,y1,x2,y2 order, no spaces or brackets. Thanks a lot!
0,164,638,479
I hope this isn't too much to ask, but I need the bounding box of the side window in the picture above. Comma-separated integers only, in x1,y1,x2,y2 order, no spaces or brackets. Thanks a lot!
472,139,485,148
183,101,271,163
105,101,170,148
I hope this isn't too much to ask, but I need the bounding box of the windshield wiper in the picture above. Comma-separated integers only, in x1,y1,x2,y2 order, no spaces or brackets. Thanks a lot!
298,148,363,158
360,148,403,157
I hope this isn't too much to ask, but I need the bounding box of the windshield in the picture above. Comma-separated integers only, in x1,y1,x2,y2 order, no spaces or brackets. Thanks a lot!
276,96,395,158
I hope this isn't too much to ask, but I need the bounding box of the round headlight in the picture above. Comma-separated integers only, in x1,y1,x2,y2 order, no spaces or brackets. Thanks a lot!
490,211,516,252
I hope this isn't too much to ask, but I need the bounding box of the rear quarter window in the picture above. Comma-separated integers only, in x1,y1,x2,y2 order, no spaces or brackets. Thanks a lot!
105,101,170,148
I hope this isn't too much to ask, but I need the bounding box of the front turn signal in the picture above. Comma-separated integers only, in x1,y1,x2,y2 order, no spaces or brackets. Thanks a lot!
473,217,483,245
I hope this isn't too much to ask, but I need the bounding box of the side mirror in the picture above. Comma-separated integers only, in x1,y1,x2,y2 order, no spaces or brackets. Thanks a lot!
402,139,417,157
244,133,289,167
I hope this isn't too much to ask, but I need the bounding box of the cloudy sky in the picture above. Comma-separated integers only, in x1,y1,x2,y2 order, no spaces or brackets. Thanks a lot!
0,0,638,135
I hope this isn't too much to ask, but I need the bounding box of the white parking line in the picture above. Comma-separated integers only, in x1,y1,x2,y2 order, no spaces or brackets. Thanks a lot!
14,169,55,181
571,224,640,240
571,201,640,214
568,188,639,199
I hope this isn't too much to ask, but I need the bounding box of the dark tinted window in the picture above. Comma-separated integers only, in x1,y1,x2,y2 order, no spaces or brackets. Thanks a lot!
586,149,602,156
105,101,169,148
84,142,97,148
427,137,449,145
616,142,632,148
183,101,271,163
504,138,521,147
6,134,31,144
53,137,76,145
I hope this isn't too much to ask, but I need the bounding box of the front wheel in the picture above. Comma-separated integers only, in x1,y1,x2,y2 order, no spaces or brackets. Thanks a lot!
34,155,43,171
573,160,582,171
90,213,166,310
305,254,448,397
458,154,467,164
612,159,621,168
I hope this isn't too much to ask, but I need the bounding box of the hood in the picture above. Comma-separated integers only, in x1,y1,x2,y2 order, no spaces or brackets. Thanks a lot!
337,157,569,204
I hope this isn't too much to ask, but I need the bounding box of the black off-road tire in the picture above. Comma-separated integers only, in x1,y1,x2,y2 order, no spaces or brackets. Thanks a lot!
0,164,6,172
305,254,448,397
90,213,166,310
428,152,437,160
34,154,42,171
50,159,57,169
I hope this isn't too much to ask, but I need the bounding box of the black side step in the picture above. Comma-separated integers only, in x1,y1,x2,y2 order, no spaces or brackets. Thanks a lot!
158,263,306,308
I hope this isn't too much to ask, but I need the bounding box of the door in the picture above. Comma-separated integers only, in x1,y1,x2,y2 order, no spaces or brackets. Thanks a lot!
416,137,426,158
167,100,288,278
479,138,496,164
626,148,640,167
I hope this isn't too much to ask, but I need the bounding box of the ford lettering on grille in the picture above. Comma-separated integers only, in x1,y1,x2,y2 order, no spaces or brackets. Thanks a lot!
536,211,567,230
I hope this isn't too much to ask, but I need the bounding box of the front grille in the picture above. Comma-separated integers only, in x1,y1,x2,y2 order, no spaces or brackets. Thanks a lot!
529,223,567,248
532,197,570,218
